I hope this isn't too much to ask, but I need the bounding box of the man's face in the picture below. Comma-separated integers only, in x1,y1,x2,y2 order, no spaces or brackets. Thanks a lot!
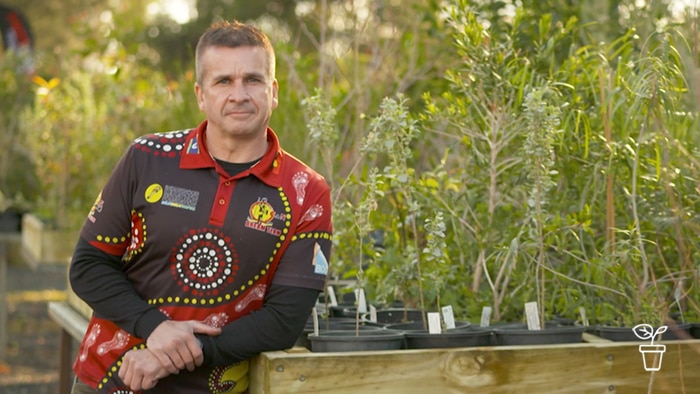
195,45,278,140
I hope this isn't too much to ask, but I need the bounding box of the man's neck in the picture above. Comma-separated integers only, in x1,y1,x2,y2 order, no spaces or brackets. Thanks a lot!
205,128,268,163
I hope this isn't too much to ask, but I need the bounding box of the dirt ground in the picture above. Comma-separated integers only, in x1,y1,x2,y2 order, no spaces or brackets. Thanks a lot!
1,262,70,394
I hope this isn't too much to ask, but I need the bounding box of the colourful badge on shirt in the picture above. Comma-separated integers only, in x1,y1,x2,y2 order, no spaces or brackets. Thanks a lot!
87,191,104,223
145,184,163,203
186,135,199,154
313,242,329,275
161,185,199,211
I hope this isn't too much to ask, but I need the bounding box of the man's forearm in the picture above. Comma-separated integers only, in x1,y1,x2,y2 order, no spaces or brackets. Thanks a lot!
199,285,319,365
69,236,168,338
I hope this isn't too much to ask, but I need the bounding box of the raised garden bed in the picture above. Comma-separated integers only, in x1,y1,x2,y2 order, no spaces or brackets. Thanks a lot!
249,336,700,393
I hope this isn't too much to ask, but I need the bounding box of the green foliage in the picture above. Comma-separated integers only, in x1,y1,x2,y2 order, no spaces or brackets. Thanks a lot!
4,0,700,328
19,38,201,230
0,52,38,212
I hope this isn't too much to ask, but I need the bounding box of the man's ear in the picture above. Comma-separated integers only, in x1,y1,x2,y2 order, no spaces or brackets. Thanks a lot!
194,82,204,111
272,80,279,109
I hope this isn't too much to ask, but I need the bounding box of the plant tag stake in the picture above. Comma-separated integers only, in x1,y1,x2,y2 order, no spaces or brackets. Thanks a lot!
442,305,456,329
327,286,338,307
369,305,378,323
578,307,589,327
525,302,541,330
356,288,368,314
428,312,442,334
480,306,492,327
312,307,319,336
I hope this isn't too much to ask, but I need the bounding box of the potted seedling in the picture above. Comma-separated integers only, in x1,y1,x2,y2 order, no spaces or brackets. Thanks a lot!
304,93,405,352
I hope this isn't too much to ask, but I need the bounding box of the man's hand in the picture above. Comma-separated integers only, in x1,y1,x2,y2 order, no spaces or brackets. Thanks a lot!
146,320,221,373
119,348,168,391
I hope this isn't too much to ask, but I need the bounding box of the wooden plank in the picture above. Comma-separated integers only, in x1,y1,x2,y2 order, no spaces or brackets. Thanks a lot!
59,329,73,394
250,340,700,394
48,301,89,394
48,301,88,341
0,241,7,362
582,331,611,343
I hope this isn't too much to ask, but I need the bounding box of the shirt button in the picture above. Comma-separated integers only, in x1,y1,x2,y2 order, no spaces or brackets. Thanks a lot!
225,181,231,186
219,199,226,205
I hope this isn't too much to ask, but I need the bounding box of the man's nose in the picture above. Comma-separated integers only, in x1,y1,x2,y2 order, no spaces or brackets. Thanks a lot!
227,82,249,101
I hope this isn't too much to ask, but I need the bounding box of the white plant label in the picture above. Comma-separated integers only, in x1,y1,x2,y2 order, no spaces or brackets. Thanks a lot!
525,301,541,330
480,306,492,327
428,312,442,334
326,285,338,307
578,306,589,327
442,305,456,329
356,288,368,314
312,306,319,336
369,305,378,323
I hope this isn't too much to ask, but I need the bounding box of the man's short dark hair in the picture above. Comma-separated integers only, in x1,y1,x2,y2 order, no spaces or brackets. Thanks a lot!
195,20,276,84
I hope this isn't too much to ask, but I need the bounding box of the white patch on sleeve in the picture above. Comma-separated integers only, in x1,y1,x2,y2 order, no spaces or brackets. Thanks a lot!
313,242,329,275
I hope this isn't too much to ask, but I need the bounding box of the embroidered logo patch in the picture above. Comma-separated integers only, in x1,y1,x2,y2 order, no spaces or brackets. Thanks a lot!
245,198,281,236
161,185,199,211
186,135,199,154
313,242,329,275
87,192,104,223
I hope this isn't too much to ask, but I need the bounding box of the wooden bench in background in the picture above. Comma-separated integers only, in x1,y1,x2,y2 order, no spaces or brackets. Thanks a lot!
47,301,88,394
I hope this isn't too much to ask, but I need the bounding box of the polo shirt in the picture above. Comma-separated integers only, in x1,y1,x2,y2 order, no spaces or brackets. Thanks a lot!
72,121,332,392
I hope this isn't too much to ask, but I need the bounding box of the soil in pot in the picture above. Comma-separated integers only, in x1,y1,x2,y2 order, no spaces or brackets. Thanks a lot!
308,329,405,352
494,324,585,346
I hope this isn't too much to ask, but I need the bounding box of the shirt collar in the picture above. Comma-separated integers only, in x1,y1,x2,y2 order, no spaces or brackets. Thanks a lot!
179,120,284,186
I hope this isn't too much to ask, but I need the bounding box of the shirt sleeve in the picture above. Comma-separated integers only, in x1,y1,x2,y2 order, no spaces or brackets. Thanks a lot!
69,236,169,339
69,143,170,339
271,170,333,291
198,283,319,366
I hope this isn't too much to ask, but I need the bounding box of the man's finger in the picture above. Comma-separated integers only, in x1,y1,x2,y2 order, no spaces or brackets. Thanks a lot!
177,345,198,372
191,321,222,335
151,350,180,374
142,376,159,390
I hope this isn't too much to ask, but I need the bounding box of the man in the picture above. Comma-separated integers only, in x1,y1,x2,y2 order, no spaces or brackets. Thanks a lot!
70,20,332,393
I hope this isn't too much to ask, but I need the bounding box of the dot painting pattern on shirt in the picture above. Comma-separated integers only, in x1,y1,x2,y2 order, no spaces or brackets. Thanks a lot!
170,228,240,298
133,130,189,157
125,210,146,262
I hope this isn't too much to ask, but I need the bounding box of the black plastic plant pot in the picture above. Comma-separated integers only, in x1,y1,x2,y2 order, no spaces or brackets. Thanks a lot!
295,318,385,349
308,329,405,352
383,321,491,349
384,320,472,332
373,308,425,324
328,304,357,318
403,328,491,349
596,323,691,342
494,325,585,346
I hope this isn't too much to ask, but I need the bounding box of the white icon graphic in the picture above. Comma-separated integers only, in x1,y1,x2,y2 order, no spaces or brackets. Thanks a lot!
633,324,668,372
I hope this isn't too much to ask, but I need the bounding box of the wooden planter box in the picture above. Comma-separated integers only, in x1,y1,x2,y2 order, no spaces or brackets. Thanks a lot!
249,336,700,393
21,213,77,267
50,297,700,394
